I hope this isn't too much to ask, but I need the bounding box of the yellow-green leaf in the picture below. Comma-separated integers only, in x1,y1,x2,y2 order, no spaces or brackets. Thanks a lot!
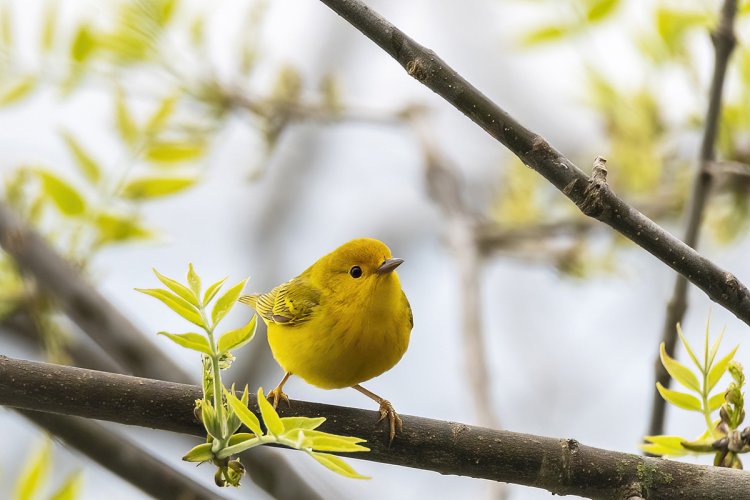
211,278,248,325
182,442,212,463
157,332,211,355
707,327,726,369
49,471,83,500
281,416,326,432
300,430,368,453
227,433,256,446
257,387,283,436
659,342,700,392
0,76,36,106
145,93,179,134
14,439,51,500
153,268,199,307
61,131,101,184
708,392,726,412
656,382,702,412
308,452,369,479
136,288,204,327
640,435,689,457
1,4,13,49
120,175,197,200
676,323,702,371
115,89,138,146
585,0,620,22
203,276,227,305
144,141,205,164
94,211,152,245
187,263,201,296
218,315,257,354
71,24,96,63
35,169,86,216
41,2,58,54
520,24,573,46
224,387,262,436
707,344,739,392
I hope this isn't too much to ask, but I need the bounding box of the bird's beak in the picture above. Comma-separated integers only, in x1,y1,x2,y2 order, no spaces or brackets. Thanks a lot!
376,258,404,274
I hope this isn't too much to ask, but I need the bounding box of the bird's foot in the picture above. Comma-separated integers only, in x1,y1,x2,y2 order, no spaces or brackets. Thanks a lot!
267,387,290,409
377,399,403,444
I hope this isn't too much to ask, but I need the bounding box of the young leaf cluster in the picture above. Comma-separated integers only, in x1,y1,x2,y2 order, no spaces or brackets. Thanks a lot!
139,265,369,487
643,321,749,468
13,438,83,500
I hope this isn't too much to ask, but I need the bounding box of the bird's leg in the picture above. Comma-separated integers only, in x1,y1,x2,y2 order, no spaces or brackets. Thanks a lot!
352,384,403,444
268,372,292,409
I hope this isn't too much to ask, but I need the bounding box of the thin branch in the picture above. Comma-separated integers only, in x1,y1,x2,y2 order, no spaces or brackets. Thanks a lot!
649,0,738,438
20,410,222,500
314,0,750,326
1,356,748,499
0,201,191,383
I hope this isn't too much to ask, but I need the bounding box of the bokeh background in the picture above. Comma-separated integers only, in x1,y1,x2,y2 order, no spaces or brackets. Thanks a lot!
1,0,750,498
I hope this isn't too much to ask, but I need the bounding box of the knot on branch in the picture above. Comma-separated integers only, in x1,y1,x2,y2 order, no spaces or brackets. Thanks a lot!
406,58,428,81
559,438,579,484
723,272,746,301
579,156,612,220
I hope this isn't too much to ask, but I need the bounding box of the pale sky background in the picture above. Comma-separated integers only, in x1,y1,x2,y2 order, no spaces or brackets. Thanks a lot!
1,0,748,499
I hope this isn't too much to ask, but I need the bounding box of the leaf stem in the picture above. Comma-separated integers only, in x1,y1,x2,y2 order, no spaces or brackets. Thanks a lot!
199,305,227,447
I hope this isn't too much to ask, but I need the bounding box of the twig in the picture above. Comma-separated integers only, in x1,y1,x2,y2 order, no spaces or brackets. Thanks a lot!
1,356,748,499
20,410,222,500
314,0,750,326
648,0,738,438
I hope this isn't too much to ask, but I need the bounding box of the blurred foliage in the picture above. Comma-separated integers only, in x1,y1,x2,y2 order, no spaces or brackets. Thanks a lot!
139,266,369,486
12,438,83,500
643,321,749,468
488,0,750,278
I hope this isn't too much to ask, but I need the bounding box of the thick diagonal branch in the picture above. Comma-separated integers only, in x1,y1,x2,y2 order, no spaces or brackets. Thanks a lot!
1,356,749,499
315,0,750,326
648,0,739,438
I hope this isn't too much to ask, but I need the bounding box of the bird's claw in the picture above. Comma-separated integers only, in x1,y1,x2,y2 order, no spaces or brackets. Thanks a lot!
267,387,290,409
377,400,403,444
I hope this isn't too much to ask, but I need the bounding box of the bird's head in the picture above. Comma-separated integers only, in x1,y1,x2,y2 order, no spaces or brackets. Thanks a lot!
313,238,404,299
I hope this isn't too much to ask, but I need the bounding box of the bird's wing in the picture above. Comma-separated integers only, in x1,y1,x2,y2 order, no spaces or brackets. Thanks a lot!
243,276,320,326
402,290,413,329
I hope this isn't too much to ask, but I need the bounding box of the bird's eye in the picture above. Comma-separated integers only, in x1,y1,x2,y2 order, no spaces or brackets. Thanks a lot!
349,266,363,278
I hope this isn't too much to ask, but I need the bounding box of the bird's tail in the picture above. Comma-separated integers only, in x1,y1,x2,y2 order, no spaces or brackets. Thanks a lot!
238,294,259,309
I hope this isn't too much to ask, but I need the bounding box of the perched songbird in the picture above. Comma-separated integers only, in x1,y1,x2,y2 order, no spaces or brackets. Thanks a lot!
239,238,413,442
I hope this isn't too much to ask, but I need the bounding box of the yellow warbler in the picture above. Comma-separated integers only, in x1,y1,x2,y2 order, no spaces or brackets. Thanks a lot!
240,238,413,441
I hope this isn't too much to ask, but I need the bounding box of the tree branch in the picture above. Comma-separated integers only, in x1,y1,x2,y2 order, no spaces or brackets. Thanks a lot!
648,0,738,438
1,356,748,499
314,0,750,326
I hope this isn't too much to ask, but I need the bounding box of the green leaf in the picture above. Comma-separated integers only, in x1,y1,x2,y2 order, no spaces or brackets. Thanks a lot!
61,131,101,184
224,387,263,436
35,169,86,216
14,439,51,500
121,175,197,200
640,435,689,457
152,268,199,307
707,344,739,392
144,141,205,164
203,277,227,305
676,323,702,371
585,0,620,22
49,471,83,500
187,263,201,296
182,442,213,463
211,278,248,325
41,2,58,54
257,387,283,436
656,382,702,412
71,24,96,63
136,288,204,328
94,211,152,245
218,315,257,354
281,416,326,432
297,430,368,452
659,342,701,392
707,392,726,412
157,332,211,355
115,89,138,146
308,452,369,479
0,76,36,106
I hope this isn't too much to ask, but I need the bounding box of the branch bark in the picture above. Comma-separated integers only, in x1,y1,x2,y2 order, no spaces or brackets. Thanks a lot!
648,0,738,438
314,0,750,326
1,356,749,499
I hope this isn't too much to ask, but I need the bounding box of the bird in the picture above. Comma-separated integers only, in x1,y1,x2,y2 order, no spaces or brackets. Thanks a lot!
239,238,413,442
